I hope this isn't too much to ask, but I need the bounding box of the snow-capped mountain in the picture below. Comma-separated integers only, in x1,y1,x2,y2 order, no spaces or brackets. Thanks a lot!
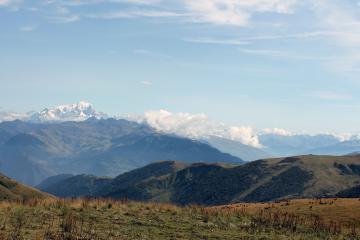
29,101,108,122
0,101,108,123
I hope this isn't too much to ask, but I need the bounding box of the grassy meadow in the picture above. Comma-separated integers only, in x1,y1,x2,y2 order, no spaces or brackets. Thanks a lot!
0,198,359,239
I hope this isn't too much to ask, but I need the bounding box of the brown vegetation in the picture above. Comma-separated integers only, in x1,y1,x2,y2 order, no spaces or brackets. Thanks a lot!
0,198,359,239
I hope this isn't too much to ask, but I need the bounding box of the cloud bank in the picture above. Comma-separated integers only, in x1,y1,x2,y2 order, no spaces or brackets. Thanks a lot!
136,110,261,148
128,109,360,148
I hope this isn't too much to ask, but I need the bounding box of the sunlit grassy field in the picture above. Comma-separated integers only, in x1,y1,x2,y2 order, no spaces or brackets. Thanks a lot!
0,198,360,239
218,198,360,227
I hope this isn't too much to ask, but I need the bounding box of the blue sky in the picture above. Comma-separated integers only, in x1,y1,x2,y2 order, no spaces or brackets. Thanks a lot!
1,0,360,133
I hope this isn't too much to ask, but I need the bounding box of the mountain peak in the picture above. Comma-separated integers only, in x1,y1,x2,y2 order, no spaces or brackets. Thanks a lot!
77,101,92,109
30,101,108,122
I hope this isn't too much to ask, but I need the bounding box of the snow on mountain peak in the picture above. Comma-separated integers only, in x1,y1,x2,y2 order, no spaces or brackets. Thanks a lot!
30,101,108,122
78,101,93,111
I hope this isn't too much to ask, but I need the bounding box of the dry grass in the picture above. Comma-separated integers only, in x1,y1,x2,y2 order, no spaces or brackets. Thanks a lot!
215,198,360,234
0,198,359,239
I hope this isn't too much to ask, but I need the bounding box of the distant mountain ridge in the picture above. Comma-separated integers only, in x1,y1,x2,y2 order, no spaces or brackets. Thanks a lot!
0,101,108,123
38,154,360,205
258,134,343,156
1,102,360,161
308,139,360,156
0,118,244,186
29,101,108,122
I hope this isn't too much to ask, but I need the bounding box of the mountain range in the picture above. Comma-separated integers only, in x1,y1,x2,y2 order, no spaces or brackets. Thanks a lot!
0,118,243,186
0,101,360,157
1,101,360,188
37,154,360,205
0,101,107,123
1,102,359,161
258,133,343,156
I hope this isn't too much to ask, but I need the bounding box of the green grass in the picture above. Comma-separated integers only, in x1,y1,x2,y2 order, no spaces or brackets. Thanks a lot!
0,198,359,239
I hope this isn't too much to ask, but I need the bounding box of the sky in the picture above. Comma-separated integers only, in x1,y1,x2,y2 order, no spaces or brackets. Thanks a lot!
1,0,360,133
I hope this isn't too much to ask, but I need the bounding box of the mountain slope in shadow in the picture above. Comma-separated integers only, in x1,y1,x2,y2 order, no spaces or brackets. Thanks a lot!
38,154,360,205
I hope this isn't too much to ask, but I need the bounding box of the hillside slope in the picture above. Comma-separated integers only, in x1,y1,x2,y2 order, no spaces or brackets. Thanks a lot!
0,172,50,200
38,154,360,205
37,161,187,198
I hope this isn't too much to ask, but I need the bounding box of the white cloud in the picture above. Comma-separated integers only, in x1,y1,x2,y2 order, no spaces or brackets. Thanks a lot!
329,132,355,142
42,4,81,23
136,110,262,148
188,31,360,46
227,126,261,147
41,0,181,23
128,109,360,147
262,128,294,136
53,14,80,23
306,1,360,72
140,81,152,85
8,0,300,27
310,1,360,46
183,0,298,26
17,0,299,27
260,128,360,143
